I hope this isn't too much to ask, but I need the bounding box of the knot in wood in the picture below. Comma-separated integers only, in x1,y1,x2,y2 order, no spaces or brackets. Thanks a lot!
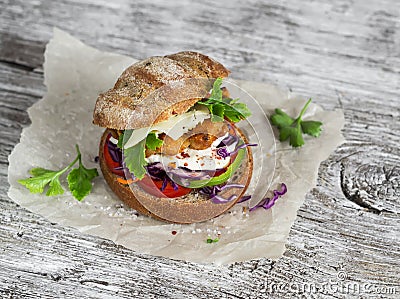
341,158,400,214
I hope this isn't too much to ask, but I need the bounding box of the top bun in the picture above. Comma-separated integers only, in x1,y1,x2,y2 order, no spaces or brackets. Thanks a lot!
93,51,230,130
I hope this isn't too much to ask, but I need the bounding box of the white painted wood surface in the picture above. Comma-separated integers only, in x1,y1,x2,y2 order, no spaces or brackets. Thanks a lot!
0,0,399,298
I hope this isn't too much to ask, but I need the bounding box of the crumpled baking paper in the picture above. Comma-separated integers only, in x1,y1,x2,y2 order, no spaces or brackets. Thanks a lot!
7,29,344,265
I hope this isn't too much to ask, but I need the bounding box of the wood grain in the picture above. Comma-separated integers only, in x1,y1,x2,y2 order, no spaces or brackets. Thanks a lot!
0,0,399,298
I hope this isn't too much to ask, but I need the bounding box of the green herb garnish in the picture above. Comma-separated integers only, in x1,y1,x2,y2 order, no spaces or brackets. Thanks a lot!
206,237,219,243
145,132,163,150
270,98,322,147
198,77,251,122
18,145,98,201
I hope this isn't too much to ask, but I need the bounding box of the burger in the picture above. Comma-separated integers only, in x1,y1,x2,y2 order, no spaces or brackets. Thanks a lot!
93,51,254,223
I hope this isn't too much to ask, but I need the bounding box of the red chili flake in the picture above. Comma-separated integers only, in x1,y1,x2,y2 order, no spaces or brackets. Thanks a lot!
201,163,205,166
180,152,190,158
172,230,177,235
184,162,188,167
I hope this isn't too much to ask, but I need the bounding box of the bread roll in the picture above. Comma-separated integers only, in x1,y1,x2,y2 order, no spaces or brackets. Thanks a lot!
99,128,253,224
93,51,230,130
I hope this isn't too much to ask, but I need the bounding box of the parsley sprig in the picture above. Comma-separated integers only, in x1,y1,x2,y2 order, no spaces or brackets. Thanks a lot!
198,77,251,122
270,98,322,147
18,145,98,201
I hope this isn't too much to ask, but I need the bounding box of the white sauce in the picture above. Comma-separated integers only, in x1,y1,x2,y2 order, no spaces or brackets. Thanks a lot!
146,133,234,171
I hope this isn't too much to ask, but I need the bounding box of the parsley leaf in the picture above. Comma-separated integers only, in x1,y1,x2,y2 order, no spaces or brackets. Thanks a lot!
18,145,98,200
198,77,251,122
123,139,147,180
67,145,99,201
224,101,251,122
301,120,323,137
278,126,304,147
206,237,219,243
270,99,322,147
209,102,225,122
210,77,223,100
47,176,65,196
145,132,163,150
270,109,294,128
18,168,65,196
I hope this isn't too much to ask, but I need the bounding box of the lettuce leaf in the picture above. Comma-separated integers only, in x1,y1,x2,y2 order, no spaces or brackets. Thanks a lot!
123,139,147,180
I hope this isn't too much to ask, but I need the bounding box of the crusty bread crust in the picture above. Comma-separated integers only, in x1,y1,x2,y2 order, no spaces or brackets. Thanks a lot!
93,51,230,130
99,127,253,224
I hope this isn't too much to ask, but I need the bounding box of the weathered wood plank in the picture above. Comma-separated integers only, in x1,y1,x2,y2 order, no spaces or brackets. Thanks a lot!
0,0,399,298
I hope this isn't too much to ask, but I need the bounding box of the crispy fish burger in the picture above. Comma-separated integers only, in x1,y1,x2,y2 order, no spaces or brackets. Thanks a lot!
93,51,254,223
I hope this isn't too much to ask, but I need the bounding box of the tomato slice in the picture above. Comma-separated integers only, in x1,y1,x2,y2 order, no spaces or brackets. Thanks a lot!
136,175,192,198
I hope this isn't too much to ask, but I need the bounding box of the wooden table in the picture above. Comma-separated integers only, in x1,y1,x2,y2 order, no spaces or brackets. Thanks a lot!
1,0,399,298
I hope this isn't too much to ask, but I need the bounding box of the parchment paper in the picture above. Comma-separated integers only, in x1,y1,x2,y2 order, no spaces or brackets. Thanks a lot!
7,29,344,265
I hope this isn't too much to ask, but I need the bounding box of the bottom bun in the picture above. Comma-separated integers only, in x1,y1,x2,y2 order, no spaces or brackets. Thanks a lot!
99,128,253,224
